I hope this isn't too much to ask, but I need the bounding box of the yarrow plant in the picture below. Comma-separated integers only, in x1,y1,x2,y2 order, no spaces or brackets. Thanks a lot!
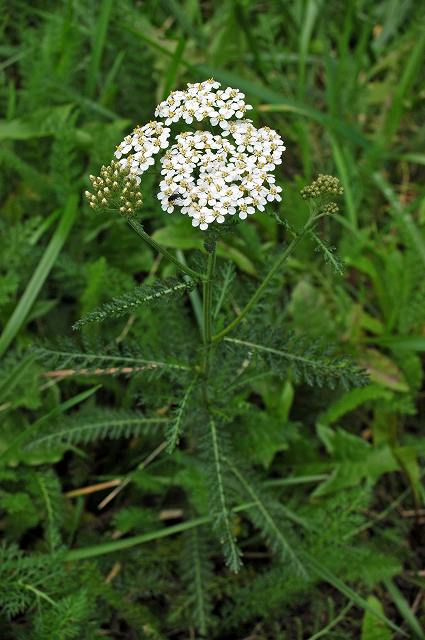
82,79,366,575
1,4,421,633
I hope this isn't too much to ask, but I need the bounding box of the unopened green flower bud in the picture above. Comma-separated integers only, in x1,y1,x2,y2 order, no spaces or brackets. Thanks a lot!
323,201,339,215
301,174,343,199
84,160,143,217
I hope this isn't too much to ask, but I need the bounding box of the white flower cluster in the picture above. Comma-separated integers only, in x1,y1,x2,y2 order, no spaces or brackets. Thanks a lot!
158,126,283,230
154,78,253,127
111,79,286,230
114,121,170,182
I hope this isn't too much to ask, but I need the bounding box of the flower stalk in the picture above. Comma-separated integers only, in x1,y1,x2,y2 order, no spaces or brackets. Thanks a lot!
127,218,205,282
211,212,318,342
202,242,217,378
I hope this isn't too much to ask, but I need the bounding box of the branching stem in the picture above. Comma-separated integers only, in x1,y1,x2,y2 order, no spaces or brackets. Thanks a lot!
212,214,317,342
127,218,205,281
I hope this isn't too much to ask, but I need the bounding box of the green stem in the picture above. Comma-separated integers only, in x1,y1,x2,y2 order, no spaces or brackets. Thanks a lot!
202,247,216,345
127,218,205,281
176,249,203,332
201,245,216,383
19,582,58,608
212,215,315,342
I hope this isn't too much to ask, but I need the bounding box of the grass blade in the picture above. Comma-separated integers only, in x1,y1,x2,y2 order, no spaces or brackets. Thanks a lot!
64,501,255,561
192,66,369,148
303,552,407,637
161,0,203,45
65,515,211,561
330,134,357,229
298,0,320,97
383,31,425,140
384,578,425,639
0,194,77,358
85,0,114,98
161,37,186,99
373,172,425,269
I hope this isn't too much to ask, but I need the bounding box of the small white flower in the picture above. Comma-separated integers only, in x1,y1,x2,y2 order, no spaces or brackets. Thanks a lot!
192,215,209,231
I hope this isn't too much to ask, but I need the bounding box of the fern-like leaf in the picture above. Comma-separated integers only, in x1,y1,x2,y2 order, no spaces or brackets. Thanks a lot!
311,231,345,275
25,409,168,450
73,278,194,329
226,459,307,576
213,263,236,319
166,376,198,453
0,544,63,620
181,527,214,636
204,418,242,572
225,334,368,389
32,590,91,640
35,339,192,379
33,471,63,552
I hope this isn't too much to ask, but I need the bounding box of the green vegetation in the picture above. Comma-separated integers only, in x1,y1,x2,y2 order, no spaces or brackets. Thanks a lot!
1,1,424,638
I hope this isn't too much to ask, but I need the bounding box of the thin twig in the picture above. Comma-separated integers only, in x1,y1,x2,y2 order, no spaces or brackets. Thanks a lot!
115,315,135,344
306,601,353,640
97,440,168,510
411,591,423,616
43,364,157,379
66,479,122,498
105,562,122,584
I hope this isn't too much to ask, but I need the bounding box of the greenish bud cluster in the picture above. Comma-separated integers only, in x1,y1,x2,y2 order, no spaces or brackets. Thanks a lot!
322,201,339,215
85,161,142,217
301,174,343,199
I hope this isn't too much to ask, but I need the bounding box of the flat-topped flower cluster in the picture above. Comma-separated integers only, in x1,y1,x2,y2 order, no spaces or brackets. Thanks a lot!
99,79,286,230
158,127,283,230
154,78,252,127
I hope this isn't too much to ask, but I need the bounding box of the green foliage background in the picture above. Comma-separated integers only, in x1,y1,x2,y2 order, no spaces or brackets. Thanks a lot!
0,1,425,638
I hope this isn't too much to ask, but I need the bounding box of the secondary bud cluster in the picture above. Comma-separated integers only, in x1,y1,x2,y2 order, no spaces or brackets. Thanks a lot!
322,201,339,215
85,161,142,217
301,174,343,199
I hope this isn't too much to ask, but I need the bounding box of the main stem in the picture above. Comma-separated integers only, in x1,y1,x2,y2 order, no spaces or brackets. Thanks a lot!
202,244,216,379
127,218,205,282
212,215,316,342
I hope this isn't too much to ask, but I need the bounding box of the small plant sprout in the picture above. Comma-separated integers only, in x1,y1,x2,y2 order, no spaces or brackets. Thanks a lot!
82,79,365,572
